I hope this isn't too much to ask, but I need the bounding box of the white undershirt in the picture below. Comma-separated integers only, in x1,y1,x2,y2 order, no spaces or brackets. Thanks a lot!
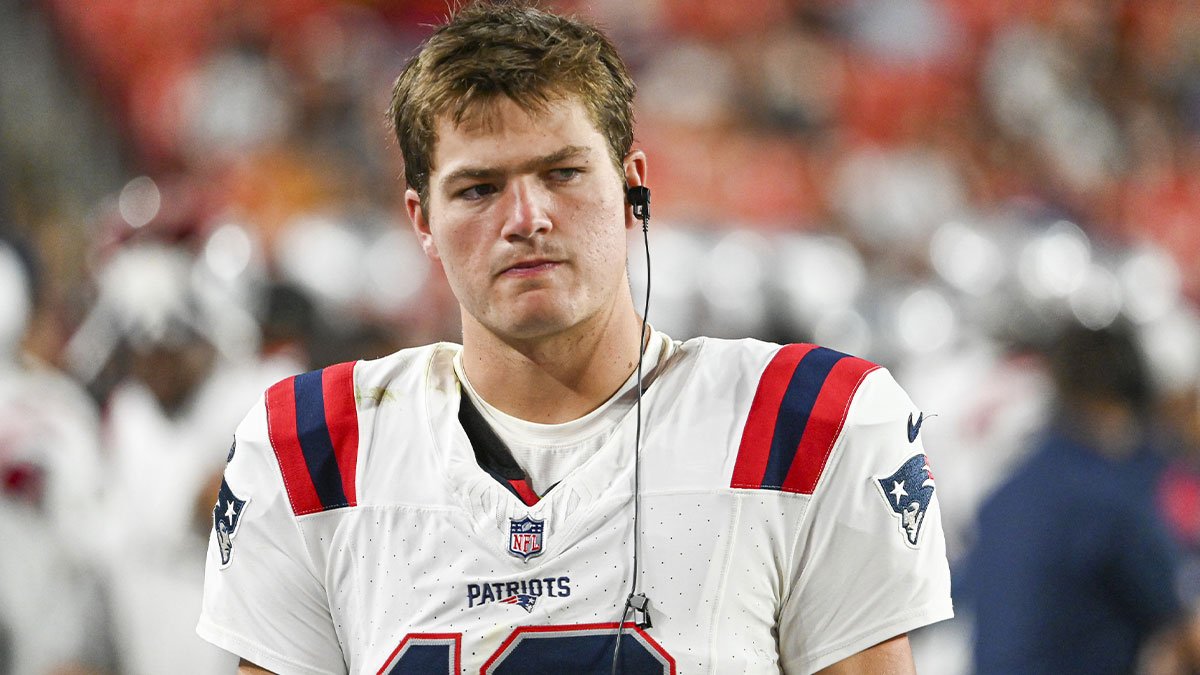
453,329,668,496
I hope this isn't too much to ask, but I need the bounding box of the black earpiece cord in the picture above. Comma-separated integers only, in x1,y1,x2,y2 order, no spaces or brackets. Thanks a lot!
612,198,651,675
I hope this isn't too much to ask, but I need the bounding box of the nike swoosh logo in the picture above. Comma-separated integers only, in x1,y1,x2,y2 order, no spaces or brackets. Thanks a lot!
907,413,925,443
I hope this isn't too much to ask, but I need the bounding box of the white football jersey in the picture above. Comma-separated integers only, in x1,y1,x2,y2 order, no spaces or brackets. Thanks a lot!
198,336,952,674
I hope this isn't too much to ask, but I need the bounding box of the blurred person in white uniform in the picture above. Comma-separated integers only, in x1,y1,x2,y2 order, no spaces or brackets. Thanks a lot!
0,239,112,675
77,242,302,675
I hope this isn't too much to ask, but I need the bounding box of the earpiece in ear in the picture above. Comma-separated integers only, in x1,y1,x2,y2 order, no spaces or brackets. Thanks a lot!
626,185,651,222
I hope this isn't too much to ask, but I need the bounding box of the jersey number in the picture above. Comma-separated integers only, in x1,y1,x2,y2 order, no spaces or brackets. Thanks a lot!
379,623,675,675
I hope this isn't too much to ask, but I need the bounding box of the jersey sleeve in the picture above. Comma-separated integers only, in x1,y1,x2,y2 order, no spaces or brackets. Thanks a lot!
196,394,347,675
777,368,953,674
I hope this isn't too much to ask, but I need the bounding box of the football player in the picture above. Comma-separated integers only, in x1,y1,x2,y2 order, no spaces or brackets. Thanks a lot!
198,3,953,673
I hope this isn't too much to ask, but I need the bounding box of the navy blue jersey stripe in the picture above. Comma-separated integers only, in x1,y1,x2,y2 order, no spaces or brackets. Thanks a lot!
478,464,524,501
761,346,846,489
293,369,350,510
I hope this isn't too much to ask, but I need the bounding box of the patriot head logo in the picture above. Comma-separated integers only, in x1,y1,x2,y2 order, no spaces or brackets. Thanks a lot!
508,516,544,561
500,594,538,613
876,454,935,547
213,478,249,568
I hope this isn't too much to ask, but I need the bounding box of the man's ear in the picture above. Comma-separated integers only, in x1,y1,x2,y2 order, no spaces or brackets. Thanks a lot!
622,150,648,230
405,188,439,261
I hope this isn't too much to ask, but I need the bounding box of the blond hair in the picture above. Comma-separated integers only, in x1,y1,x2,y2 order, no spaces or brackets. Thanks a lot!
388,2,636,210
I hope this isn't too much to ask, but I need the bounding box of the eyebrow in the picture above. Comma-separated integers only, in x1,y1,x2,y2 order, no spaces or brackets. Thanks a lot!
438,145,592,190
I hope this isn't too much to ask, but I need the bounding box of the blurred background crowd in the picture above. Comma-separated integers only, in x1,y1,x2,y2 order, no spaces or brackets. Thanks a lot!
3,0,1200,672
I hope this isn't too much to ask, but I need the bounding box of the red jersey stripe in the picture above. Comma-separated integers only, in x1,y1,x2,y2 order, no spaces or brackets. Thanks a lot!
780,356,880,494
731,344,818,490
321,361,359,507
508,479,540,507
265,376,324,516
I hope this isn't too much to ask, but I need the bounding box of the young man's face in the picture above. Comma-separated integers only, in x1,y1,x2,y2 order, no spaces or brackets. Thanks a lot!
407,96,646,343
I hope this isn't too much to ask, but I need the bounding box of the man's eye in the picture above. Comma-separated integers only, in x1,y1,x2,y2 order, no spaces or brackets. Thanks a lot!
459,183,498,200
548,168,580,181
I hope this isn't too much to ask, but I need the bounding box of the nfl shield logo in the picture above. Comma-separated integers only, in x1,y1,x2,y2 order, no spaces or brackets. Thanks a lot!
508,516,544,561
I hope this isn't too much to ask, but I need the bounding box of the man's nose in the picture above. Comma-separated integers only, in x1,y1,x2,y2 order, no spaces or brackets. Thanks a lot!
500,177,553,241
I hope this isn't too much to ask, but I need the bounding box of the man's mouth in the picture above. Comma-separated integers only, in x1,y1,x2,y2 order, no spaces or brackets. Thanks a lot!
501,259,561,276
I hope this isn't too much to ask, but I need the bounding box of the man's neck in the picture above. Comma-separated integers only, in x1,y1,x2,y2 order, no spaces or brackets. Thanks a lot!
459,305,644,424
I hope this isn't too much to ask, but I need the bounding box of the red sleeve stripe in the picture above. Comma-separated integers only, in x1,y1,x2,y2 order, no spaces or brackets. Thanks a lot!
732,345,879,495
265,375,323,516
322,361,359,508
780,355,879,494
730,344,817,491
265,362,359,516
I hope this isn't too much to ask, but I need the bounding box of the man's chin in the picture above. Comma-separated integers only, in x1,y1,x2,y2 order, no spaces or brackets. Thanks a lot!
497,316,573,342
483,306,581,343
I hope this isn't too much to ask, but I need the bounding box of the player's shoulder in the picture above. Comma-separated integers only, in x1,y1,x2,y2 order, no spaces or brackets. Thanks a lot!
702,338,895,494
260,341,455,422
677,335,893,412
673,334,782,371
643,337,900,492
352,341,459,401
233,342,458,517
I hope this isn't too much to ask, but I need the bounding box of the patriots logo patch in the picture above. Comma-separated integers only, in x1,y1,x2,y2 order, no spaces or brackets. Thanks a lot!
508,516,544,561
876,454,935,547
213,478,249,568
500,594,538,613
